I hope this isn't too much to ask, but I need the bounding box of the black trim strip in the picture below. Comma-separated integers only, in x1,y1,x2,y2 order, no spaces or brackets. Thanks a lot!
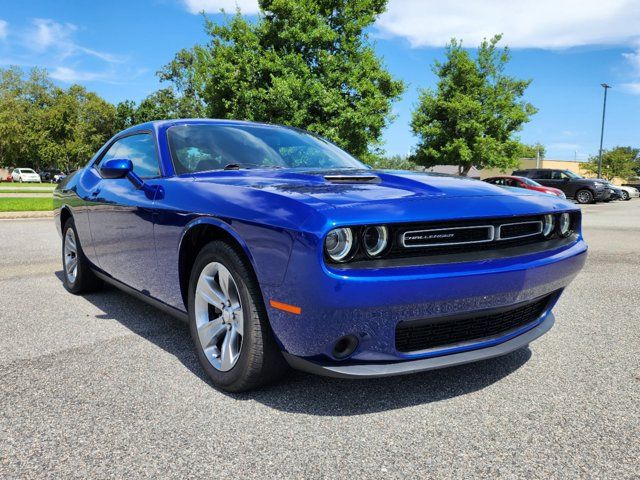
333,234,579,270
92,269,189,323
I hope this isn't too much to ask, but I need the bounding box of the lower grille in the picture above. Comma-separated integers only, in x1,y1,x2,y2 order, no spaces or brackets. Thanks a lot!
395,292,556,353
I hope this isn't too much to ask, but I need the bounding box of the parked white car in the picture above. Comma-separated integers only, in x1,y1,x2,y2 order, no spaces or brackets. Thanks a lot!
11,168,41,183
619,185,640,201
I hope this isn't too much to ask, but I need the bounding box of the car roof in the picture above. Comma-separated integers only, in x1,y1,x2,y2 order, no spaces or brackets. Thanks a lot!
118,118,282,136
488,175,523,180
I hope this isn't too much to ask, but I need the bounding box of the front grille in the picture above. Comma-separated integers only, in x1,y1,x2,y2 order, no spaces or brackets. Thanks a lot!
498,221,542,240
402,225,493,247
385,213,579,260
395,292,556,353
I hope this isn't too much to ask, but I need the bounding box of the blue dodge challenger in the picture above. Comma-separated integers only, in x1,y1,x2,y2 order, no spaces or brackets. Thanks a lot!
54,119,587,391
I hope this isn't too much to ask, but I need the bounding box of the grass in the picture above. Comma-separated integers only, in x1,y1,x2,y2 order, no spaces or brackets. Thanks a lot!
0,184,56,192
0,197,54,212
0,189,55,194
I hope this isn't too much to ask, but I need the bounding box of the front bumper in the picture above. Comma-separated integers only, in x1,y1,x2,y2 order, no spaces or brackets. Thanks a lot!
264,235,587,369
283,312,555,378
595,188,611,201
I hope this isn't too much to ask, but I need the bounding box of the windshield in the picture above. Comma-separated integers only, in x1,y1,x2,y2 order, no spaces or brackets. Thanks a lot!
167,124,366,175
520,177,542,187
564,170,582,179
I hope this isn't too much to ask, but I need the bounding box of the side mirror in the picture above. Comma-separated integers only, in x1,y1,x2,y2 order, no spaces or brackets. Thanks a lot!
100,158,133,179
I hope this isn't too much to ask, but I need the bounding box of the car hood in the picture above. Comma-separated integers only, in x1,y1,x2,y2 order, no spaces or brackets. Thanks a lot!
188,168,576,231
192,168,538,207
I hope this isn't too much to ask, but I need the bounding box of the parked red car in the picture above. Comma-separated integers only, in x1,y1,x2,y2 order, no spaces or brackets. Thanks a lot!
484,176,566,199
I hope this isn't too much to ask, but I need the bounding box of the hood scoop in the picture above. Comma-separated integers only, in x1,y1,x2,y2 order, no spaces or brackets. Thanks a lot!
323,174,381,184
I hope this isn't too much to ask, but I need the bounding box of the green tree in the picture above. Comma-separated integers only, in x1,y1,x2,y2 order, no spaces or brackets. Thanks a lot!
583,146,639,181
0,67,117,171
366,154,417,170
518,142,545,159
411,35,537,175
0,66,31,167
159,0,404,161
116,87,205,129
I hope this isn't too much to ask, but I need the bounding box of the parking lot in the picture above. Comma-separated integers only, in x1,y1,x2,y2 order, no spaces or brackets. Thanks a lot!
1,201,638,478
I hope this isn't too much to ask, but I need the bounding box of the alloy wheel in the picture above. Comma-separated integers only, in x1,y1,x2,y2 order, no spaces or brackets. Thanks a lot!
577,191,592,204
194,262,244,372
64,228,78,284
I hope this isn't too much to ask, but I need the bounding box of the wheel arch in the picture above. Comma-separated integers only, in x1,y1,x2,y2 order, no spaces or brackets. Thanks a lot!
59,205,73,230
178,218,259,310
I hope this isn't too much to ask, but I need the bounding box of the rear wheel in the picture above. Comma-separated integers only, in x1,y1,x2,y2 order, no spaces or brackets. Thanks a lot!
188,241,287,392
575,189,594,204
62,218,102,294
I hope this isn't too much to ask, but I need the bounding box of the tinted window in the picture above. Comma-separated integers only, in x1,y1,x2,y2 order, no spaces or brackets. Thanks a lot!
167,124,365,174
520,177,542,187
99,133,160,178
534,170,552,179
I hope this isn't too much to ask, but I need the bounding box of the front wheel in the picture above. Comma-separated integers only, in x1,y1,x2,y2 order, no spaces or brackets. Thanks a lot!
188,241,287,392
62,219,102,294
575,189,594,204
621,191,630,201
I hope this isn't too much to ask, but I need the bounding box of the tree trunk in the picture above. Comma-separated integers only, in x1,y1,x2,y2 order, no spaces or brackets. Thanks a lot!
459,164,472,176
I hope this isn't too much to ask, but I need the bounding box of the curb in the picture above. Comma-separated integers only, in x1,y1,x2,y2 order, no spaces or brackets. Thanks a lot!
0,211,54,219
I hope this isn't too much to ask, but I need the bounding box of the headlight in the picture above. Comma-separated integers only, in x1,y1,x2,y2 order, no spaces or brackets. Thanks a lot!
559,213,572,237
363,226,389,257
542,214,555,237
325,228,354,262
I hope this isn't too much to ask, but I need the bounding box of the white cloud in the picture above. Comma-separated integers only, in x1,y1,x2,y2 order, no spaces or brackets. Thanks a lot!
548,143,581,151
619,82,640,95
0,19,8,40
0,18,133,84
622,48,640,75
31,18,76,51
49,66,107,83
27,18,125,62
377,0,640,49
182,0,260,14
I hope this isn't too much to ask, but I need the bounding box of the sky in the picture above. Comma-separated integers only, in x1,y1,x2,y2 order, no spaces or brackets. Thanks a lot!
1,0,639,160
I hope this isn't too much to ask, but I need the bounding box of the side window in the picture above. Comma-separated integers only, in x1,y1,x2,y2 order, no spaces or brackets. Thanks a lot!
550,170,564,180
98,142,121,165
505,179,518,187
559,171,572,180
535,170,552,179
98,133,160,179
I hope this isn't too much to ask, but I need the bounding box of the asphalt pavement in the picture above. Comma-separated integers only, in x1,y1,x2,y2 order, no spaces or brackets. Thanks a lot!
1,201,638,478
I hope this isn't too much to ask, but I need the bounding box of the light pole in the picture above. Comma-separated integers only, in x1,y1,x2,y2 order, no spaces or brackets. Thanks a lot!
597,83,611,179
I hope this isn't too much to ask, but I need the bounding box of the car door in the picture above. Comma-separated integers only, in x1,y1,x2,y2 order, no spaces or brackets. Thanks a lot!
531,169,554,188
86,132,161,292
545,170,573,195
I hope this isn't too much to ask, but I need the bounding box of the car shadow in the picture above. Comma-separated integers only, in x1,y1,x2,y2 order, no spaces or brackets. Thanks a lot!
55,271,532,416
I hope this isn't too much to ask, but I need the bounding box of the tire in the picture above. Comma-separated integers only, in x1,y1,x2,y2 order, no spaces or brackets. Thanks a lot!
575,189,594,204
188,241,287,392
18,178,22,183
621,191,630,201
62,218,103,294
